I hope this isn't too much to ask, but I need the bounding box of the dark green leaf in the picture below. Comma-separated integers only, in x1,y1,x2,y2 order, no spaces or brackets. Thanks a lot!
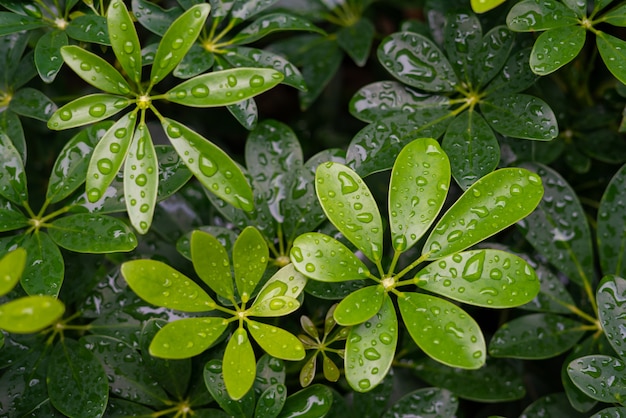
520,392,586,417
0,111,25,163
602,4,626,26
47,94,131,130
0,12,45,36
0,30,29,86
204,359,255,418
521,264,575,314
304,278,367,300
568,355,626,403
34,30,68,83
0,199,28,232
255,354,286,394
590,407,626,418
561,336,599,413
231,12,324,45
174,43,214,79
208,0,236,19
382,387,458,418
227,97,258,130
472,26,514,88
21,232,64,297
48,214,137,253
352,373,393,418
231,0,279,22
107,0,142,84
486,47,539,94
149,317,228,359
443,12,482,84
597,275,626,358
489,313,586,359
597,32,626,93
255,383,287,418
598,163,626,278
47,340,109,417
132,0,182,36
61,45,132,95
278,384,333,418
337,18,374,67
9,88,56,121
506,0,579,31
334,285,384,326
530,26,586,75
0,295,64,333
103,398,155,417
66,14,110,45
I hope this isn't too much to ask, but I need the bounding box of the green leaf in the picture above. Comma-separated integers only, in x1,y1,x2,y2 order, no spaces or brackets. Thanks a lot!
598,163,626,278
443,12,482,84
34,30,68,83
255,383,287,418
518,163,594,286
382,387,458,418
47,340,109,417
315,162,383,263
204,359,256,418
597,32,626,86
0,199,28,232
390,137,450,252
377,31,458,92
107,0,143,84
103,399,156,417
149,3,210,86
424,167,544,259
121,259,217,312
337,18,375,67
334,285,384,326
85,112,137,203
233,226,268,303
520,393,586,418
191,230,234,299
278,384,333,418
471,0,506,13
345,294,397,392
148,317,228,359
602,4,626,26
294,36,342,109
561,337,599,412
230,0,279,22
227,97,258,130
568,355,626,403
0,131,28,204
0,247,25,296
489,313,586,359
8,88,56,122
21,232,64,297
530,26,586,75
486,47,539,95
66,14,110,45
255,353,286,393
0,295,64,333
224,327,256,400
399,292,485,369
48,214,137,253
352,373,393,418
0,110,26,163
124,122,158,234
416,249,539,308
47,94,132,130
506,0,579,31
61,45,132,95
132,0,181,36
162,118,254,212
174,43,214,79
291,232,370,282
0,12,45,36
231,12,324,45
248,320,305,360
250,264,307,312
521,264,575,314
412,357,525,402
473,26,514,89
597,275,626,358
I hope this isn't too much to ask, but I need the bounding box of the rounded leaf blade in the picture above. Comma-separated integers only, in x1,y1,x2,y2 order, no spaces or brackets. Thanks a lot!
0,248,26,296
597,275,626,358
47,94,132,130
530,26,586,75
568,355,626,403
223,328,256,401
248,320,305,361
233,226,268,303
334,285,384,326
61,45,132,95
506,0,579,31
149,317,228,359
48,214,137,253
0,296,64,333
191,230,234,300
107,0,142,84
598,163,626,278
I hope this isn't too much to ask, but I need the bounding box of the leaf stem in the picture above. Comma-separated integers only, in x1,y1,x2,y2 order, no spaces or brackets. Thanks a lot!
387,250,401,276
395,252,430,282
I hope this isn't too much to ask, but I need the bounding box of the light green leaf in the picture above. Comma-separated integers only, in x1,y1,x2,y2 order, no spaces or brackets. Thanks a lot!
48,214,137,253
121,259,216,312
530,26,586,75
471,0,506,13
399,292,485,369
149,3,210,86
598,163,626,278
204,359,255,418
248,320,305,360
223,328,256,401
86,112,137,203
291,232,370,282
233,226,268,303
231,12,324,45
251,264,307,309
0,296,64,333
61,45,132,95
489,313,585,359
0,131,28,204
162,118,254,212
47,94,132,130
316,162,383,263
424,168,544,259
107,0,142,84
248,296,300,317
568,355,626,403
345,294,397,392
21,232,64,297
390,138,450,252
124,122,159,234
149,317,228,359
191,230,234,300
34,30,68,83
382,388,458,418
597,275,626,358
334,285,384,326
597,32,626,86
0,247,25,296
416,249,540,308
506,0,579,31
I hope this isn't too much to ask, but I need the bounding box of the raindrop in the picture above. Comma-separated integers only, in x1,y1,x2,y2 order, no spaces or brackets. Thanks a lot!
305,263,316,272
114,128,127,139
338,172,359,194
191,85,209,98
227,75,237,87
358,379,371,390
140,204,150,213
123,41,134,54
80,62,91,71
249,75,265,88
171,38,184,50
447,230,463,242
270,299,286,310
470,206,489,218
89,104,106,117
291,247,303,262
59,109,72,121
88,188,101,201
199,156,218,177
97,158,113,175
393,235,407,251
510,184,523,196
363,347,381,360
416,176,428,186
135,174,147,186
356,213,373,223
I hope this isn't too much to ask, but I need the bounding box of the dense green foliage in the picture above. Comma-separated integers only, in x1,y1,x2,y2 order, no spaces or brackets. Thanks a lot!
1,0,626,416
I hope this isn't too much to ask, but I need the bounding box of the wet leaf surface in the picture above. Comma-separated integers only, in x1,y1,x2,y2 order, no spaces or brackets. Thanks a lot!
597,275,626,358
149,316,228,359
223,327,256,400
382,387,458,418
248,320,305,360
334,285,384,326
568,354,626,403
278,384,333,418
598,161,626,278
506,0,579,31
107,0,143,84
48,213,137,253
530,26,586,75
204,359,255,418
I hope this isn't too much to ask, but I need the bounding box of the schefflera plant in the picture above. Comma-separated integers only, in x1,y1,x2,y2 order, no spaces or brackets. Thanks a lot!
47,0,284,234
290,138,543,392
121,226,307,400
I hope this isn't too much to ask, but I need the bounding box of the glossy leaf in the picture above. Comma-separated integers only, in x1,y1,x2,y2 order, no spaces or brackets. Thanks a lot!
231,0,279,22
248,320,305,360
489,313,585,359
444,12,482,84
443,110,499,189
506,0,579,31
255,383,287,418
351,373,393,418
0,199,28,232
520,393,586,418
66,15,110,45
597,32,626,88
174,43,214,79
390,137,450,252
344,294,397,392
108,0,142,84
412,357,525,402
61,45,132,95
47,94,131,130
0,12,45,36
124,122,158,234
334,285,384,326
518,163,594,286
251,264,307,313
203,359,255,418
521,265,575,314
471,0,506,13
121,259,216,312
0,248,25,296
149,3,210,86
424,167,544,259
316,162,383,263
382,387,458,418
0,295,64,333
162,118,254,212
86,112,137,203
531,26,586,76
0,111,26,163
399,292,485,369
337,18,375,67
278,384,333,418
132,0,181,36
473,26,514,89
47,340,109,418
568,355,626,403
21,232,64,297
149,317,228,359
561,335,599,413
8,88,56,123
416,249,539,308
486,47,539,95
597,275,626,358
233,226,268,303
191,230,234,299
48,214,137,253
223,327,256,400
291,232,370,282
0,131,28,204
377,31,458,92
34,30,68,83
231,12,324,45
255,354,286,393
598,163,626,278
602,4,626,26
